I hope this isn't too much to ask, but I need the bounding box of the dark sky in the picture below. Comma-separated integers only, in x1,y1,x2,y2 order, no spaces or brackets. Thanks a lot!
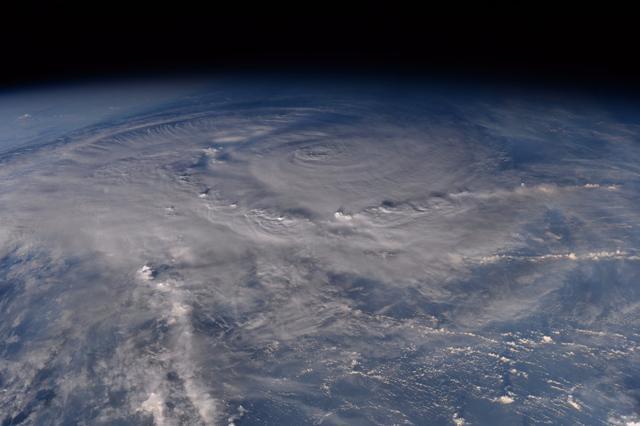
3,4,638,92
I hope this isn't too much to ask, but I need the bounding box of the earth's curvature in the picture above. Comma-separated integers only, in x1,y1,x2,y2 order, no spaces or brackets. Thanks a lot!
1,78,640,425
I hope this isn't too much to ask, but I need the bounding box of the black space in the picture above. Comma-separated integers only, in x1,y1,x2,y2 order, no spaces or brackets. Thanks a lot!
3,4,639,93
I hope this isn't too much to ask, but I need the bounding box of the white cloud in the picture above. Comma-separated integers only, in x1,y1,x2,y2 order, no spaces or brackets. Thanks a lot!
496,395,514,404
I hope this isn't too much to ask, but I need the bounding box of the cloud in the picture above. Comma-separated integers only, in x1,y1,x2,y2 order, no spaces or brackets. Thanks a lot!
1,81,640,424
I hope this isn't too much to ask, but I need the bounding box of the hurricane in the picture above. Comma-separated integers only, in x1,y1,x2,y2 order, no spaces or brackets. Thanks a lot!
1,78,640,425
